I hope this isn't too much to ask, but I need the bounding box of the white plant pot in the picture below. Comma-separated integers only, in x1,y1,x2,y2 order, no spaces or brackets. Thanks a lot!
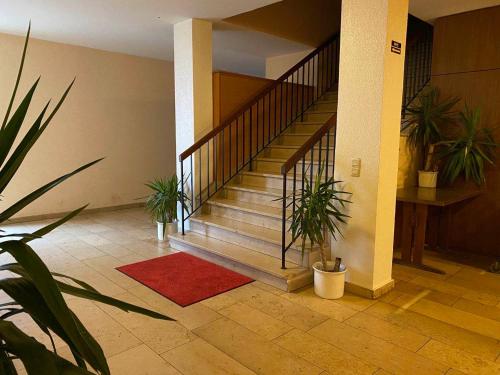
418,170,438,188
156,221,164,241
313,261,346,299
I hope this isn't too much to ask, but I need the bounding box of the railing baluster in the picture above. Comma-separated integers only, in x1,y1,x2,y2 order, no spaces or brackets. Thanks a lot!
268,92,271,145
207,140,210,198
261,97,265,149
325,129,330,181
221,128,225,184
281,173,287,269
190,155,194,212
180,160,185,235
199,148,202,207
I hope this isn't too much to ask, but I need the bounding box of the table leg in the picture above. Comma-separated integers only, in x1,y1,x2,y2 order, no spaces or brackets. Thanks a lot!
413,204,428,264
401,202,414,262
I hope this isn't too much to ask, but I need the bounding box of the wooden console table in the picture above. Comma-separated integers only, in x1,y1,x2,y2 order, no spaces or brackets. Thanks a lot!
395,187,481,274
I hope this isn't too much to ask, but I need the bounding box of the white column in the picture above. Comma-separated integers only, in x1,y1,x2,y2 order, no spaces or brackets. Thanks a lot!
334,0,408,294
174,18,213,169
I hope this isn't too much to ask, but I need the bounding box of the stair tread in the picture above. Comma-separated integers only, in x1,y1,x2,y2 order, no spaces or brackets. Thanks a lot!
207,197,282,219
255,156,323,165
225,183,282,197
191,214,283,245
266,144,334,150
169,232,309,279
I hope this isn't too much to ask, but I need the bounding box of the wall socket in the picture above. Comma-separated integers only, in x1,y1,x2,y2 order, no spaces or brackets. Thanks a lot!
351,158,361,177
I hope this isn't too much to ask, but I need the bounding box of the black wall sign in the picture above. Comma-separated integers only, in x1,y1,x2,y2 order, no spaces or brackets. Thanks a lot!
391,40,401,54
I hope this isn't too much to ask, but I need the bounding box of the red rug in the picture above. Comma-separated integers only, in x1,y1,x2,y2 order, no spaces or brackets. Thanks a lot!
116,252,254,307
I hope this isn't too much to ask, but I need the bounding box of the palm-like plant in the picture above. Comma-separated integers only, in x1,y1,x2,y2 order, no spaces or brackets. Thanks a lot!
402,87,459,171
439,106,498,185
0,25,172,374
287,164,350,271
145,175,189,224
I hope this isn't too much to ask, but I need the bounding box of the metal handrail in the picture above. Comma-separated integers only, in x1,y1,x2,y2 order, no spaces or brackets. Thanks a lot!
279,114,337,269
179,33,341,235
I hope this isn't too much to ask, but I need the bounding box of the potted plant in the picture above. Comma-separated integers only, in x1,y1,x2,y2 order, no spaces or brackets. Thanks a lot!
287,164,351,299
402,87,458,188
145,175,189,240
439,106,498,186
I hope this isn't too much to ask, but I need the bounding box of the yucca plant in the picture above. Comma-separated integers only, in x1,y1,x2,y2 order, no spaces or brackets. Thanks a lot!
402,86,459,171
285,164,351,271
439,106,498,185
145,175,189,224
0,25,172,374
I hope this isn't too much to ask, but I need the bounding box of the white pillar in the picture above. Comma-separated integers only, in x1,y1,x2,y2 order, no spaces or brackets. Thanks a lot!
174,18,213,169
334,0,408,295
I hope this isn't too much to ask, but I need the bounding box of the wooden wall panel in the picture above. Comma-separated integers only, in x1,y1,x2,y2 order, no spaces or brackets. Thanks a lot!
430,6,500,256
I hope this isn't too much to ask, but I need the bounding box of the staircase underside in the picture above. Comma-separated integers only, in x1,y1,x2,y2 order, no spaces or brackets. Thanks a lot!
169,90,337,292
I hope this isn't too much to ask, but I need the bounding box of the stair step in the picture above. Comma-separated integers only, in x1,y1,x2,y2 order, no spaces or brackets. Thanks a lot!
223,183,282,208
207,197,283,220
168,232,312,291
190,214,316,266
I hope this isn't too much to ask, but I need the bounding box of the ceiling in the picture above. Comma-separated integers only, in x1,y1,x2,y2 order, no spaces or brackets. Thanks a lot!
1,0,499,76
0,0,311,76
224,0,342,47
409,0,500,22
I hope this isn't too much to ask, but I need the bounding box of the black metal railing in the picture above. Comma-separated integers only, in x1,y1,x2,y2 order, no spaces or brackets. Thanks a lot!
178,33,340,235
402,17,433,115
280,114,337,268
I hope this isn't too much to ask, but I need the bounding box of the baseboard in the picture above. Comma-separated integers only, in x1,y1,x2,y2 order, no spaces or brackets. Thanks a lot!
345,279,395,299
6,202,146,224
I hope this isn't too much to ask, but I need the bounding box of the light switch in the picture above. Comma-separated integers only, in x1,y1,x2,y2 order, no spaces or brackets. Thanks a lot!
351,158,361,177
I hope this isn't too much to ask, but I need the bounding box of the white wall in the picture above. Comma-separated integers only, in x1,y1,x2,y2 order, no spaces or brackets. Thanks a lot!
265,49,313,79
0,33,176,218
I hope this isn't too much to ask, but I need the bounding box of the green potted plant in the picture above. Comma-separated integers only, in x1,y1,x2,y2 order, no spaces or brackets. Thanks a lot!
287,164,351,299
0,25,172,374
439,106,498,186
402,87,459,188
145,175,189,240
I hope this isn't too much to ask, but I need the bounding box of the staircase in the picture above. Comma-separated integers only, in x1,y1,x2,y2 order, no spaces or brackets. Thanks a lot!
169,34,340,291
169,91,337,291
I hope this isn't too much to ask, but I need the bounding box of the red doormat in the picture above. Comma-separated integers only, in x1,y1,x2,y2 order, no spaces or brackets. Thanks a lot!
116,252,254,307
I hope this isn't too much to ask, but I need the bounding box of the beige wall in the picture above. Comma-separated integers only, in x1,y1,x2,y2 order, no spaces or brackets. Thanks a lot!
265,49,313,79
0,33,175,218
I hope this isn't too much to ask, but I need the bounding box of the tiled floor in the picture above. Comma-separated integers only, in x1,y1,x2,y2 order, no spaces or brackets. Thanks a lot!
3,208,500,375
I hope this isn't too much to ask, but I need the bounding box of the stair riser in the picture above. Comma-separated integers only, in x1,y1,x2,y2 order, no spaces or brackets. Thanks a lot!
287,124,322,133
254,159,322,175
206,203,283,231
311,102,337,111
190,220,314,265
322,92,338,101
302,112,335,122
222,187,281,208
274,134,334,147
264,147,335,161
240,173,305,190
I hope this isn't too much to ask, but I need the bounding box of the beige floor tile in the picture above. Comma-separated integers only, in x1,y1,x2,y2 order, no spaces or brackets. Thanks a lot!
60,264,126,296
101,292,195,354
418,339,500,375
65,244,106,260
163,338,256,375
395,280,459,306
281,287,358,322
200,292,238,311
193,318,323,375
344,312,430,352
219,302,293,340
128,285,221,330
84,255,141,289
108,344,181,375
309,318,449,375
366,302,500,361
445,369,467,375
447,267,500,296
273,328,378,374
227,284,329,331
407,298,500,340
334,291,378,311
252,280,286,295
452,298,500,322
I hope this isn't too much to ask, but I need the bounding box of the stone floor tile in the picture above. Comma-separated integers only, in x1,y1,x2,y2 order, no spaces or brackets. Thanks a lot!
163,338,256,375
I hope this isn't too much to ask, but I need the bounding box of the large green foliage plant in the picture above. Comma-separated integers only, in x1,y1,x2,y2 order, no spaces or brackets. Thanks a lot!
0,25,172,374
285,164,351,271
